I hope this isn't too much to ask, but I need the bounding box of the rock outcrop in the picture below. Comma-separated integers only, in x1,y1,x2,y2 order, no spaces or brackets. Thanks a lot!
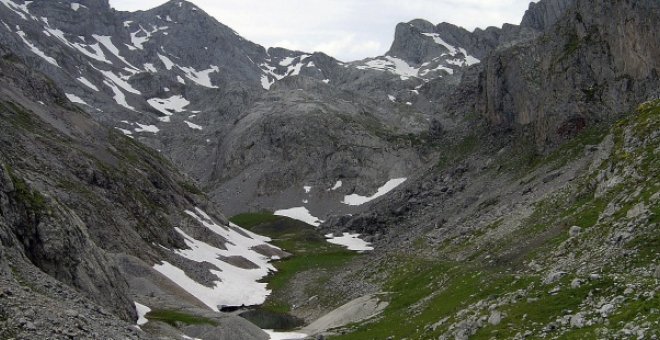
0,44,271,339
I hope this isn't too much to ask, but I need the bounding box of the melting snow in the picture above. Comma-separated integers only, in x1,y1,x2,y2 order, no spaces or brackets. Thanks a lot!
115,127,133,136
261,75,274,90
153,208,280,310
134,302,151,326
357,56,418,80
103,80,134,110
70,3,86,11
130,25,168,50
65,93,88,105
274,207,323,227
278,56,296,66
93,35,139,70
157,53,219,88
76,77,99,91
147,95,189,118
16,30,59,67
99,69,141,94
157,53,175,70
342,178,407,206
41,27,110,64
143,63,157,73
330,181,343,191
184,121,203,130
0,0,36,21
421,33,480,66
178,65,219,88
134,123,159,133
322,79,330,84
325,233,374,252
303,186,312,194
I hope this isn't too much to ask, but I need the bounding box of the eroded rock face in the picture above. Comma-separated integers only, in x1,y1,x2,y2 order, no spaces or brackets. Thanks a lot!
469,0,659,145
0,46,269,339
521,0,576,31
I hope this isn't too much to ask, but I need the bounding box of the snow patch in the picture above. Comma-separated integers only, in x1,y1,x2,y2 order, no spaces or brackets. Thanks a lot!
70,3,86,11
342,178,407,206
0,0,36,21
65,93,88,105
134,302,150,326
115,127,133,136
147,95,189,118
157,53,174,70
93,35,138,70
261,75,274,90
325,233,374,252
16,30,59,67
143,63,157,73
330,181,342,191
178,65,219,88
274,207,323,227
421,33,480,66
184,121,203,130
134,123,159,134
99,69,141,94
357,56,418,80
77,77,99,91
153,208,280,310
103,80,134,110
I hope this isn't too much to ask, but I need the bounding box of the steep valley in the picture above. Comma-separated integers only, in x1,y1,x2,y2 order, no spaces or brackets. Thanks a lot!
0,0,658,339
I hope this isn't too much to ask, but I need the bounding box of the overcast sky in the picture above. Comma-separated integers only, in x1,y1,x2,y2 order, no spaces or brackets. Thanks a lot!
109,0,535,61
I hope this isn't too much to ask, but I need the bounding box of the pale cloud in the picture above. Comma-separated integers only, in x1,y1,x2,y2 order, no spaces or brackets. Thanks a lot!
312,34,382,61
109,0,535,61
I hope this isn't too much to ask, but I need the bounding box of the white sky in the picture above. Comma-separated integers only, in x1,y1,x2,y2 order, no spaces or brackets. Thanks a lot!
109,0,535,61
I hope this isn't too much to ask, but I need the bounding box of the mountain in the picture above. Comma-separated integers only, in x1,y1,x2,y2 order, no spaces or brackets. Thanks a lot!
0,0,658,338
0,0,438,221
0,38,288,339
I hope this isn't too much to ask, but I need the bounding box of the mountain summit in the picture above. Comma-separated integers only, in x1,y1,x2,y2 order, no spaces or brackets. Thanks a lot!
0,0,658,338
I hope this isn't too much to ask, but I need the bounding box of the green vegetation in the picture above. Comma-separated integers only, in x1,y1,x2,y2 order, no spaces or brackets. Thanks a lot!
230,212,358,317
334,259,527,339
178,180,204,195
0,100,37,131
435,132,481,170
145,309,217,327
329,101,660,338
5,166,47,213
564,31,581,56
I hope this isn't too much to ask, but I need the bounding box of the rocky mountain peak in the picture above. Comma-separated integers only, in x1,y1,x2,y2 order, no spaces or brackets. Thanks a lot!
520,0,576,31
386,20,446,64
407,19,436,32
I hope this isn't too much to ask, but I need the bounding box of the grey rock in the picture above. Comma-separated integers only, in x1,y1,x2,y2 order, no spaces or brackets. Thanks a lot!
589,273,602,280
569,225,582,237
488,310,503,326
569,313,585,328
543,271,567,285
599,303,615,318
570,278,582,289
520,0,576,31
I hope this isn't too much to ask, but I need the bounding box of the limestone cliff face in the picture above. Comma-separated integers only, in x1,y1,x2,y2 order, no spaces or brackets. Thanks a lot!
469,0,659,145
0,47,268,339
521,0,576,31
